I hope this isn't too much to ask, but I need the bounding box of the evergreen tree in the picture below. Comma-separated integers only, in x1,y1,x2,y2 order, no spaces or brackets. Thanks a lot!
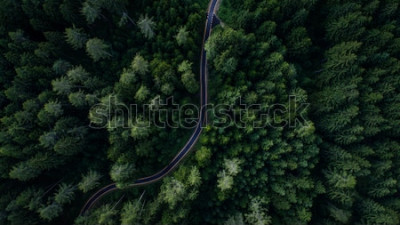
78,170,101,193
65,27,88,50
81,1,101,24
110,163,136,188
137,14,155,39
176,26,188,46
86,38,112,62
54,183,76,205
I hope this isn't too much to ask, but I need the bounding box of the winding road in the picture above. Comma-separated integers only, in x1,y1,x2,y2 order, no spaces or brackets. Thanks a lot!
80,0,221,215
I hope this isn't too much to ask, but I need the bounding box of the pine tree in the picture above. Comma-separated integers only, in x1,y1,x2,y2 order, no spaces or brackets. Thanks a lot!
245,197,271,225
81,1,101,24
134,85,150,102
39,203,62,221
86,38,112,62
78,170,101,193
54,137,83,156
67,66,89,83
68,91,87,107
53,60,72,75
44,101,63,117
217,170,233,191
54,183,76,205
160,177,186,209
65,27,88,50
52,77,73,95
96,204,118,225
130,118,151,140
176,26,188,46
179,61,198,94
120,200,142,225
224,213,245,225
131,54,149,76
110,163,136,188
137,14,155,39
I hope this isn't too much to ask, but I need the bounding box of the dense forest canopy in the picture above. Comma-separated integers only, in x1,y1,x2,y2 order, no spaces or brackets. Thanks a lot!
0,0,399,224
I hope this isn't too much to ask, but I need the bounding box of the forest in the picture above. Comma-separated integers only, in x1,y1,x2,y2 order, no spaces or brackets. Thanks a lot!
0,0,399,224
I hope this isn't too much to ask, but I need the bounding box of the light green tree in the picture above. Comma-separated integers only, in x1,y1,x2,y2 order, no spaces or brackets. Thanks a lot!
225,213,245,225
110,163,136,188
78,170,101,193
54,137,83,156
224,158,242,176
217,170,233,191
52,77,72,95
130,118,151,140
178,61,198,94
86,38,112,62
160,177,186,209
245,197,271,225
187,166,201,187
54,183,76,205
120,199,143,225
39,203,62,221
68,91,86,107
65,27,87,49
134,85,150,102
195,146,211,167
131,54,149,76
81,1,101,24
39,131,57,149
9,162,40,181
44,101,63,117
120,69,137,84
96,204,118,225
67,66,89,83
137,14,155,39
176,26,188,46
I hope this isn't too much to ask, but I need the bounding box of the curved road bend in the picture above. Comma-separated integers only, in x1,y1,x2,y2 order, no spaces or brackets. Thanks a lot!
80,0,221,215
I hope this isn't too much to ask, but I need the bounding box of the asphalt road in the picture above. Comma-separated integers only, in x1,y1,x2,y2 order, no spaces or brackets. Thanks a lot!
80,0,220,215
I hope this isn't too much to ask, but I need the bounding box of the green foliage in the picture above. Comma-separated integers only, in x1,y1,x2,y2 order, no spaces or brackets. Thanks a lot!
131,54,149,76
65,27,88,50
130,118,151,140
224,213,245,225
178,60,199,94
176,26,188,46
54,183,76,205
9,162,40,181
95,204,118,225
52,77,73,95
110,163,136,188
120,199,142,225
81,1,101,24
119,69,137,85
78,170,101,193
137,14,155,39
217,170,233,191
54,137,83,156
160,177,186,209
195,146,211,167
53,60,72,75
44,101,63,117
39,203,62,221
245,197,271,225
68,91,87,107
86,38,112,62
67,66,89,83
134,85,150,103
